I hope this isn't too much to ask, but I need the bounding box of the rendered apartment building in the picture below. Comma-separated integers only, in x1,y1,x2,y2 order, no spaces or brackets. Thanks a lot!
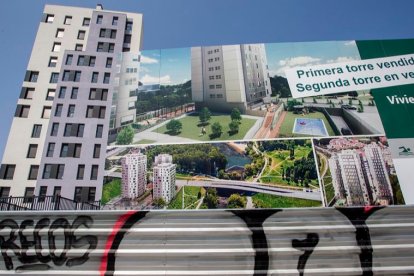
363,144,393,204
191,44,271,113
152,154,176,203
121,152,147,199
328,144,393,206
0,4,142,202
329,150,370,205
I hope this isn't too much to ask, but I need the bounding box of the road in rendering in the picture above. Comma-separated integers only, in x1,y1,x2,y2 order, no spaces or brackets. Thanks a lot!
105,171,322,201
176,179,321,201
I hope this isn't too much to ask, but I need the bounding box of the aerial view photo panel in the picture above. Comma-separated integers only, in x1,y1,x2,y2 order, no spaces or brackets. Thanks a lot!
314,136,404,207
103,138,323,210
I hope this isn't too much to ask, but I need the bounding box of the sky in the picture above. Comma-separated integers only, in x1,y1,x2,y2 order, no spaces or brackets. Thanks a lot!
266,41,360,77
1,0,414,157
140,48,191,85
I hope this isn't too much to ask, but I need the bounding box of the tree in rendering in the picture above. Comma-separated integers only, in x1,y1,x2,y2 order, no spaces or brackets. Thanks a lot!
116,125,135,145
204,188,218,208
166,119,182,135
199,107,211,125
210,122,223,139
230,108,242,122
227,194,246,208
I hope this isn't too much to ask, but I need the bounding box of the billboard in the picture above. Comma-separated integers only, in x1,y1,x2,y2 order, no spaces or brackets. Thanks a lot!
2,38,414,210
99,39,414,211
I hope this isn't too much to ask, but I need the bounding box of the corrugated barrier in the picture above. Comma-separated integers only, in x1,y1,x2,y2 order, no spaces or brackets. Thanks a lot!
0,206,413,275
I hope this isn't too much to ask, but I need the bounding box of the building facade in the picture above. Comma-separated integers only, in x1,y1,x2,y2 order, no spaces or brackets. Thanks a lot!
0,4,143,202
363,143,393,204
121,152,147,199
152,154,176,203
191,44,271,113
328,143,394,206
329,150,371,205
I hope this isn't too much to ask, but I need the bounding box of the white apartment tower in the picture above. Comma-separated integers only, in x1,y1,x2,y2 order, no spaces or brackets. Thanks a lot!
191,44,271,113
0,4,143,202
329,150,371,205
121,152,147,199
363,143,393,204
153,154,176,203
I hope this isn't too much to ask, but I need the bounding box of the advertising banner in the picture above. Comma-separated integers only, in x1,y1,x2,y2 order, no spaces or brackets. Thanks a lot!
1,37,414,211
101,39,412,210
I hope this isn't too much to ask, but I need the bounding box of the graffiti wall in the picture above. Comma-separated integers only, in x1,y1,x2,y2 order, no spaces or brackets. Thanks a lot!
1,206,413,275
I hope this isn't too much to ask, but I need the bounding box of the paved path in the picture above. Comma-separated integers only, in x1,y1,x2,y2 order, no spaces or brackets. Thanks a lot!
195,196,205,209
246,196,253,209
243,115,263,140
254,111,274,139
268,111,287,138
252,143,268,183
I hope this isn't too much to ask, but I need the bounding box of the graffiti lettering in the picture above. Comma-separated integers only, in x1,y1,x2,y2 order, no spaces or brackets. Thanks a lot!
292,233,319,276
338,207,383,276
0,216,97,271
231,210,281,276
103,211,148,276
101,208,389,275
0,207,402,275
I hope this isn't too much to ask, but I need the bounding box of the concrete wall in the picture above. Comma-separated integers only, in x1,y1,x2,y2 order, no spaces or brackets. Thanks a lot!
343,109,379,135
323,107,379,135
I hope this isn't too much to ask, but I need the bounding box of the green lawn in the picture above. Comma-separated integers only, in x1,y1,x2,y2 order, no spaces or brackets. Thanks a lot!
322,167,335,205
317,152,327,177
259,145,318,187
133,139,156,145
153,114,257,141
252,193,321,208
278,111,335,137
316,152,335,205
101,179,121,205
168,186,202,209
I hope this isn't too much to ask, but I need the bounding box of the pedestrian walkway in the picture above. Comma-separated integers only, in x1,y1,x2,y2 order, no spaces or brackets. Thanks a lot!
268,111,287,138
